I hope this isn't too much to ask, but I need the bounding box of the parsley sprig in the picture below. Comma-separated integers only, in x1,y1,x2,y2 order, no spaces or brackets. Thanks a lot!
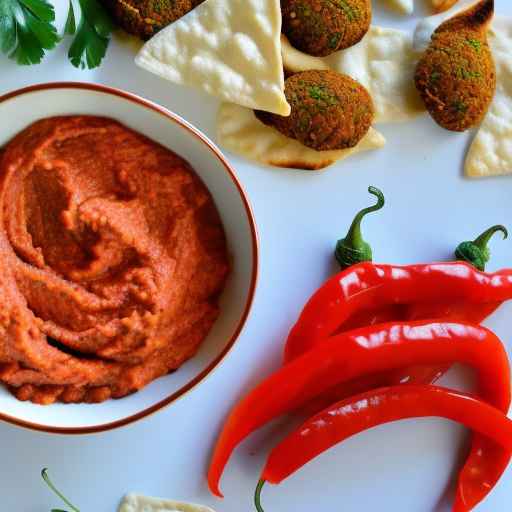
0,0,112,69
42,468,81,512
66,0,113,69
0,0,59,65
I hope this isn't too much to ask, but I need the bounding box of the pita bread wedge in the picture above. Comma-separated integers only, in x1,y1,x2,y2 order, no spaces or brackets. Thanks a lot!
135,0,290,116
466,17,512,177
217,102,386,171
281,27,424,123
119,493,214,512
382,0,414,15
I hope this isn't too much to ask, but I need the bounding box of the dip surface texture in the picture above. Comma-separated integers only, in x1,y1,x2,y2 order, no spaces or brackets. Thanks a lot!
0,116,229,404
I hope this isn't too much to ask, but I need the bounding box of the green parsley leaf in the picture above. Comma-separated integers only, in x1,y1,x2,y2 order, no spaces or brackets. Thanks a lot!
67,0,112,69
0,7,17,54
21,0,55,21
0,0,59,65
65,0,76,36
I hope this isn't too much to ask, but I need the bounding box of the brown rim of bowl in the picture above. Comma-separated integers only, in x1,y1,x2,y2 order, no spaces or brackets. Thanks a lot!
0,82,259,435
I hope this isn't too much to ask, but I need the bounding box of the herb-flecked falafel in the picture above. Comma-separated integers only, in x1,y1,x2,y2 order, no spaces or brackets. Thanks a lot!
101,0,204,40
281,0,372,57
255,70,374,151
414,0,495,132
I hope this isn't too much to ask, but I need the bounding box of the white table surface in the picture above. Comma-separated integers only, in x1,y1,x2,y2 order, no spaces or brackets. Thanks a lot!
1,1,512,511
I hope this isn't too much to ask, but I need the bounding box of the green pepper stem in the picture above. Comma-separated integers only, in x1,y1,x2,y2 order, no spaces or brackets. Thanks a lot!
254,479,266,512
343,186,385,250
335,186,385,270
473,225,508,249
455,224,508,271
41,468,80,512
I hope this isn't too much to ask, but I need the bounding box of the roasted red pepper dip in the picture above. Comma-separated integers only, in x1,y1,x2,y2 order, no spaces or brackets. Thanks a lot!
0,116,229,404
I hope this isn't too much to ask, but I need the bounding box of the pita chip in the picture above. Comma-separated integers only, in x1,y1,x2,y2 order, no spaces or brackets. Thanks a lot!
382,0,414,15
466,17,512,177
135,0,290,115
119,493,215,512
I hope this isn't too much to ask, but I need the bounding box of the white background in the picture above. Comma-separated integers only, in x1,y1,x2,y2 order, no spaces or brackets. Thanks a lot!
1,1,512,510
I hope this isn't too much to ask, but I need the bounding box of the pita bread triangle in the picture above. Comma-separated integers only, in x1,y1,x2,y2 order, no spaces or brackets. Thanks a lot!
135,0,291,116
384,0,414,15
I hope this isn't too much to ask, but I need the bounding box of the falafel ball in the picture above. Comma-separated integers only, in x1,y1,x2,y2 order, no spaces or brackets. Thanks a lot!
281,0,372,57
414,0,495,132
101,0,204,40
255,69,374,151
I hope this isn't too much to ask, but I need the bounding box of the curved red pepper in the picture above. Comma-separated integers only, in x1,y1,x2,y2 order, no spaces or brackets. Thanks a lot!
388,301,501,389
284,262,512,362
299,301,502,416
259,385,512,486
317,300,501,392
207,322,510,498
299,298,503,416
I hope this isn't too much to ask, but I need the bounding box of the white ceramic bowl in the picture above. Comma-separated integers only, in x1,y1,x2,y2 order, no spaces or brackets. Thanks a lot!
0,83,258,433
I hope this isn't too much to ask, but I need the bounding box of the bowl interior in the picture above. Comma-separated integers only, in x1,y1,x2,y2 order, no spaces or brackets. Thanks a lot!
0,85,257,431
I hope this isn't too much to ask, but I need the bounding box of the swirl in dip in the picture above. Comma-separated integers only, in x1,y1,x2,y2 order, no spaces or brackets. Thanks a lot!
0,116,229,404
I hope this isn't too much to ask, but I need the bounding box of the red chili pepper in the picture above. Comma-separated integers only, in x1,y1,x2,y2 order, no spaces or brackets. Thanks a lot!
300,299,502,414
286,262,510,409
299,299,503,416
329,191,508,393
207,321,510,498
330,188,507,343
284,262,512,362
387,301,501,388
254,385,512,512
